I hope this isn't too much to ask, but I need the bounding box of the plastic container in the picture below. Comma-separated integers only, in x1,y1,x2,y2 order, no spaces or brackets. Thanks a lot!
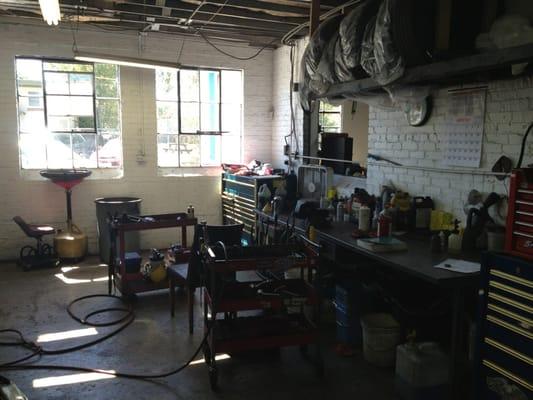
95,197,142,262
395,342,449,400
122,252,141,274
361,313,401,367
334,284,362,345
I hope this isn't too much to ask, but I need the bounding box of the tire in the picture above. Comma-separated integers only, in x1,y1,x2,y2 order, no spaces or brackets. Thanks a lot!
20,245,36,259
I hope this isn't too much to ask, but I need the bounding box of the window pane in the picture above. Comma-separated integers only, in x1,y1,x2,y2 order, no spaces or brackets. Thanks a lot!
16,59,43,86
72,133,97,168
157,101,178,134
200,103,219,132
19,133,47,169
70,73,93,95
19,106,45,133
179,135,200,167
43,62,93,72
180,102,199,133
44,72,69,94
157,134,179,167
95,63,117,79
96,133,122,168
201,135,221,166
320,113,341,132
96,99,120,132
221,103,241,134
96,78,118,98
180,70,199,102
200,70,220,103
320,102,341,112
222,135,241,164
47,95,93,116
221,70,242,104
156,69,177,101
47,134,73,168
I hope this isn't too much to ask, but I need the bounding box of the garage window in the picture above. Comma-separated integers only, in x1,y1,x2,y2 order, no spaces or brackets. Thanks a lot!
156,67,242,168
15,57,122,170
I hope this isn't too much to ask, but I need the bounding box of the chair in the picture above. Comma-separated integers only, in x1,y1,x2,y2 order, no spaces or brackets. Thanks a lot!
13,216,56,270
168,223,243,334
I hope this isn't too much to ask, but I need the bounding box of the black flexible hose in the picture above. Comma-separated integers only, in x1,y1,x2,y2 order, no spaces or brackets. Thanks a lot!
516,121,533,168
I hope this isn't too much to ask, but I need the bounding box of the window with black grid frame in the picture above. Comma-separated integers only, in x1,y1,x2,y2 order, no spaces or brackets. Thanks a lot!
155,67,243,168
15,57,122,170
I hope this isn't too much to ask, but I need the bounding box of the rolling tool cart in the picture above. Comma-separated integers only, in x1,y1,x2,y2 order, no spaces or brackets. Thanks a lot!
476,252,532,399
201,242,322,390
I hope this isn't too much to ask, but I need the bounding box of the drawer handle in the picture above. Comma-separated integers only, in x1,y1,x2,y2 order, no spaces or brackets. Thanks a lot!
516,210,533,217
488,303,533,328
517,189,533,195
222,178,255,188
516,199,533,206
512,231,533,240
488,292,533,314
483,360,533,392
489,281,533,302
516,220,533,228
485,337,533,366
487,315,533,340
490,270,533,289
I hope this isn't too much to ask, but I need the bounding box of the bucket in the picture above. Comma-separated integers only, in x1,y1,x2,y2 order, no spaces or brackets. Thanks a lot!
361,313,401,367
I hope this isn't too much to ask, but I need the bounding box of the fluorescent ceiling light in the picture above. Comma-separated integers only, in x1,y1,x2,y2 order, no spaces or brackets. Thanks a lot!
74,52,180,70
39,0,61,25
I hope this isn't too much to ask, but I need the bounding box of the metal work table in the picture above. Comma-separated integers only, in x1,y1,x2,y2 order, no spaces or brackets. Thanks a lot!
256,210,480,399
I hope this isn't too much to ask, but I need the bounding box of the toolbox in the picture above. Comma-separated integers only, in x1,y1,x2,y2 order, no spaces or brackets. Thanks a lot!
505,168,533,261
476,252,532,399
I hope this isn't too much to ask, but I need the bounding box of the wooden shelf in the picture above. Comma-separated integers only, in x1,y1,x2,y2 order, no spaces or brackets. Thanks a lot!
313,43,533,99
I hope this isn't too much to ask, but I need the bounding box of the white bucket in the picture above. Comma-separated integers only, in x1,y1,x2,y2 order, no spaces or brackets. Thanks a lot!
361,313,401,367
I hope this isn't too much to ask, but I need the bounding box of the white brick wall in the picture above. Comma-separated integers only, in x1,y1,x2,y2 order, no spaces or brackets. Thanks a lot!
0,21,273,259
271,40,307,169
366,76,533,221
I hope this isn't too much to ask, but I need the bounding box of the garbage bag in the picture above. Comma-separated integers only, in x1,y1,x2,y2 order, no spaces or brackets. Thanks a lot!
361,0,404,86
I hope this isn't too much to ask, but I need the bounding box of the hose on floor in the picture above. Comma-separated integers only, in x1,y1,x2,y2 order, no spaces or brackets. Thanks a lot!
0,293,213,379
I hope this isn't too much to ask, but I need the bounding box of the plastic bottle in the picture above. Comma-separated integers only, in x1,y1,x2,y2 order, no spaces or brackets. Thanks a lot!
448,220,463,254
358,206,371,232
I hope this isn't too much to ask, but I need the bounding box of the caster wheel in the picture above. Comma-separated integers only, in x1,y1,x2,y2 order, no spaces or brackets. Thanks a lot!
208,366,218,390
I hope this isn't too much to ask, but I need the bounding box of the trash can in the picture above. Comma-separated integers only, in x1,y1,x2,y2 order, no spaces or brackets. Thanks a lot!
95,197,142,262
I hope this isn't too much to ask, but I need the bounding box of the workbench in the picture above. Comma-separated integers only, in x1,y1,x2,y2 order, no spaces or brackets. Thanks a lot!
256,210,480,399
108,212,197,296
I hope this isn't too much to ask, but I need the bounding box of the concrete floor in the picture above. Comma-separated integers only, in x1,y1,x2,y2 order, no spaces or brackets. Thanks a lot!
0,258,397,399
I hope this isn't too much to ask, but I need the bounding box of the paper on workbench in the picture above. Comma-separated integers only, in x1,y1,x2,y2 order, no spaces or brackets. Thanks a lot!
433,259,480,274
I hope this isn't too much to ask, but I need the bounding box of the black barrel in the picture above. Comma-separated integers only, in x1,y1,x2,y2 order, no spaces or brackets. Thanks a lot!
95,197,142,262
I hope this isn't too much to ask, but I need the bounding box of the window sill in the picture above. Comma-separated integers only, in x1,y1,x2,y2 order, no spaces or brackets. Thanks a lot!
20,168,124,181
158,166,222,177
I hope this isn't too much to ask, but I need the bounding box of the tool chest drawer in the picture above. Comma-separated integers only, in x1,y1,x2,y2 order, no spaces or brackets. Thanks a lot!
506,169,533,260
477,253,533,400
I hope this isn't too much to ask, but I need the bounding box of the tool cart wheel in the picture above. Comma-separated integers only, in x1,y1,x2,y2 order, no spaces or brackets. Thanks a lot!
208,366,218,390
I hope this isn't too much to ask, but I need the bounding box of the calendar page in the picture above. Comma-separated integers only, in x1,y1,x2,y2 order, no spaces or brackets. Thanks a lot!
441,88,486,168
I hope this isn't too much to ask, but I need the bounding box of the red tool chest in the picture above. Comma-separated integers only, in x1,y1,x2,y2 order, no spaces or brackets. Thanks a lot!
505,168,533,260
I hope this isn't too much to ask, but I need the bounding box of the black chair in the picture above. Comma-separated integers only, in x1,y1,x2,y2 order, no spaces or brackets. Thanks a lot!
168,223,243,334
13,216,57,270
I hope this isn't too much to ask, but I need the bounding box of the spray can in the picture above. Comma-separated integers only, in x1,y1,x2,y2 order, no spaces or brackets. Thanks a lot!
336,201,345,222
377,208,392,237
187,204,195,219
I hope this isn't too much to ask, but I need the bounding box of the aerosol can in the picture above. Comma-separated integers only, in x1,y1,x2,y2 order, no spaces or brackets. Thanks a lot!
187,204,195,219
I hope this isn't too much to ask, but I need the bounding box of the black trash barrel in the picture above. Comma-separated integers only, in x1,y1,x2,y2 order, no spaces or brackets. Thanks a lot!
95,197,142,262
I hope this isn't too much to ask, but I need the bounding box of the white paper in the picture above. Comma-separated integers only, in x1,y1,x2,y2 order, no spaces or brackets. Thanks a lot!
433,258,480,274
441,88,486,168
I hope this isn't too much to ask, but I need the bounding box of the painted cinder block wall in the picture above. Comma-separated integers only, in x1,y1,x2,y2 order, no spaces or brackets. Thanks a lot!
0,21,274,260
271,44,533,223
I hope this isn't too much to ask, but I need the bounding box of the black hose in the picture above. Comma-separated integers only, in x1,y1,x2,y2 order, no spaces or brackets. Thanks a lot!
516,121,533,168
0,294,212,379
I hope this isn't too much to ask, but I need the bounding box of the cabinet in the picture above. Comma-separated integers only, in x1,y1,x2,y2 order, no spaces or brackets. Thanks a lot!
221,173,285,244
476,252,533,399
